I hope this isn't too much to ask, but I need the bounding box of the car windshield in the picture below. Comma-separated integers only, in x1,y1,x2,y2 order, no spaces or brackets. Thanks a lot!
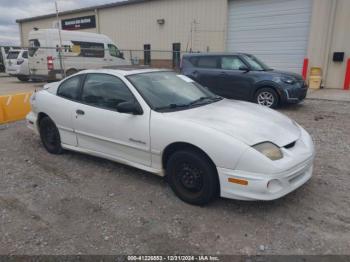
242,54,272,71
127,71,222,112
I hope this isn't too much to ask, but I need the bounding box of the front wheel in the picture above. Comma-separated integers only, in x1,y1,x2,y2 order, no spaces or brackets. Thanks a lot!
166,150,219,206
255,88,279,108
39,117,64,154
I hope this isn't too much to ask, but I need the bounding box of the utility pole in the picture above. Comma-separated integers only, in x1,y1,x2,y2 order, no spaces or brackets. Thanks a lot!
55,1,66,78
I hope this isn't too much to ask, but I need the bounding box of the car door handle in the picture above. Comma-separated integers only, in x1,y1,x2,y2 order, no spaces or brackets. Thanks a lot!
76,109,85,115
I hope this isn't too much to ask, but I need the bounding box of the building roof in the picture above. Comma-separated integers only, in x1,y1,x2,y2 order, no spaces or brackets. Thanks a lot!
16,0,152,23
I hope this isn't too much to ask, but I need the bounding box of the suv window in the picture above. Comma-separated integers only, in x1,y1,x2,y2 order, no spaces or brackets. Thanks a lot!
197,57,218,69
221,56,246,70
81,74,135,111
22,51,28,59
57,75,82,101
7,52,20,59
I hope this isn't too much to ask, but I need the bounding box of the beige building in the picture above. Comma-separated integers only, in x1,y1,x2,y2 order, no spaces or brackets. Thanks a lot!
17,0,350,89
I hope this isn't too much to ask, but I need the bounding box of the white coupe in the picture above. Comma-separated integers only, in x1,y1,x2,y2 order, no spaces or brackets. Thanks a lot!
27,69,315,205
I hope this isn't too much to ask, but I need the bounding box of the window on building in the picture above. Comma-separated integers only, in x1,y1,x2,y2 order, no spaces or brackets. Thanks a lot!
81,74,135,111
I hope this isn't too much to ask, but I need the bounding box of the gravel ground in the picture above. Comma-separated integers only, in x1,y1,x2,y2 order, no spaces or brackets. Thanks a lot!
0,99,349,255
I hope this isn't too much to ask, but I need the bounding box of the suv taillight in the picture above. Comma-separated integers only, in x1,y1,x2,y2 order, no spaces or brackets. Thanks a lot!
47,56,54,70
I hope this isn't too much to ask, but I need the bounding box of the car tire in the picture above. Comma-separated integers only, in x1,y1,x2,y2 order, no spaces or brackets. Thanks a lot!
66,69,78,77
17,76,29,82
255,88,279,108
166,150,219,206
39,117,64,155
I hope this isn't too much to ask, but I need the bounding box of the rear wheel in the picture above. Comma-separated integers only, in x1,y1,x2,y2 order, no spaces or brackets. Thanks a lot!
255,88,279,108
39,117,64,154
166,150,219,206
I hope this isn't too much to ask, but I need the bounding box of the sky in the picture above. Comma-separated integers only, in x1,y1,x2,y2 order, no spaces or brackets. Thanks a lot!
0,0,123,45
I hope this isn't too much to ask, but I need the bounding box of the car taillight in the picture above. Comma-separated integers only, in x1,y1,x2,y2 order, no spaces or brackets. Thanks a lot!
17,59,24,65
47,56,54,70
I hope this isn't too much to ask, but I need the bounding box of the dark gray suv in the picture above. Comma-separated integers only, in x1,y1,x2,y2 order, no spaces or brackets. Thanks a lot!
181,53,308,108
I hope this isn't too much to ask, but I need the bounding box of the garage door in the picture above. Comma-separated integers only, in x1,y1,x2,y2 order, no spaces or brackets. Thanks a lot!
227,0,313,73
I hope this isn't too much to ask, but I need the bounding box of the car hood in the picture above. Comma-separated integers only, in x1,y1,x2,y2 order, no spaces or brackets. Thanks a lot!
168,99,301,147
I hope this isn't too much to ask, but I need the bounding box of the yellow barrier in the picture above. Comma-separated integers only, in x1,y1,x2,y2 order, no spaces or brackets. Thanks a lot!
0,92,33,124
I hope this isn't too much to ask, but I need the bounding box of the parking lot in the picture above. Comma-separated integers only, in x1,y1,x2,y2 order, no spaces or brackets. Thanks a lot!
0,76,350,255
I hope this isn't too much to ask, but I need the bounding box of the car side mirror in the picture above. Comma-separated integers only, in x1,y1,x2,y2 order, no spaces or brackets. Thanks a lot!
239,65,249,72
117,101,143,115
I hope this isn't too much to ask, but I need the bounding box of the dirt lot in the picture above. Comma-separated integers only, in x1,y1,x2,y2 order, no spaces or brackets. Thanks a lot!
0,74,43,96
0,99,350,255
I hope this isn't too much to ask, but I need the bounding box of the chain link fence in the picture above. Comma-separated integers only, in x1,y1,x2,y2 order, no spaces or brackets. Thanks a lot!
1,45,192,77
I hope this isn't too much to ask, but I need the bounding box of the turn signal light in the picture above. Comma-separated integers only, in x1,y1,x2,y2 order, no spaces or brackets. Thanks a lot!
228,178,248,186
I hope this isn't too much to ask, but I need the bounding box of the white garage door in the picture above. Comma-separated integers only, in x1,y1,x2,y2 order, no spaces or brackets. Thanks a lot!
227,0,313,73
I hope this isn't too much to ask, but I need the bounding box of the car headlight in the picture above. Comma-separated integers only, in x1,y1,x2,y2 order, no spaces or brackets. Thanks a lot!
253,142,283,161
273,76,296,85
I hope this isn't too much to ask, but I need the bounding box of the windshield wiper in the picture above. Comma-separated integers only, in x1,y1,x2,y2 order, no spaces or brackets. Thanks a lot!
188,96,222,106
154,103,189,111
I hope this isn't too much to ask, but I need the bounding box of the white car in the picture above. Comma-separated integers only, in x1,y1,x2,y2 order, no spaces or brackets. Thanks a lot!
26,69,315,205
6,49,30,81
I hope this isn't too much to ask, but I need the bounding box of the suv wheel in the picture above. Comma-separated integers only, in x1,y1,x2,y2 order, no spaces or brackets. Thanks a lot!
255,88,279,108
39,117,64,154
166,150,219,206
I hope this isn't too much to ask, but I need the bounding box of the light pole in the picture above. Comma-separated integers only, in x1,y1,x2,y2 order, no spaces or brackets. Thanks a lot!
55,1,66,78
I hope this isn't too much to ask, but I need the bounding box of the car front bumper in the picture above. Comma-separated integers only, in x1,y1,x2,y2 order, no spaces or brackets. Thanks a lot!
218,155,313,201
280,85,308,104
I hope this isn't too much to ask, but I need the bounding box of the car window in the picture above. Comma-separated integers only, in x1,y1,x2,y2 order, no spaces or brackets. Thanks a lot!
29,39,40,57
7,52,20,60
22,51,28,59
71,41,105,58
108,44,123,58
221,56,246,70
197,57,218,69
81,74,135,111
57,75,82,101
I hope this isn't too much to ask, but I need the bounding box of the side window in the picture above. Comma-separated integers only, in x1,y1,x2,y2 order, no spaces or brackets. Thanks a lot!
28,39,40,57
81,74,135,111
57,75,82,101
22,51,28,59
72,41,105,58
188,57,199,66
221,56,246,70
108,44,122,58
197,57,218,69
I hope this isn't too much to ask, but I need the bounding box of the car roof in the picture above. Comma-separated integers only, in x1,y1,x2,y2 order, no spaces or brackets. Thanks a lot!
78,67,173,77
182,52,250,57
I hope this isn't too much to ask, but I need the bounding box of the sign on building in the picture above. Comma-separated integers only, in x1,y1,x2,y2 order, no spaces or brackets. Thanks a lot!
61,15,96,30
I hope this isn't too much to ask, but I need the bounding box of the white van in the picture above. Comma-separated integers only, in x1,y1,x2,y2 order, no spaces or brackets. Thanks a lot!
28,29,129,81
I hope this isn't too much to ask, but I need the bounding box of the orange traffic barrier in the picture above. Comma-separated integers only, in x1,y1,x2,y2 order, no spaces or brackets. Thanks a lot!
0,92,33,124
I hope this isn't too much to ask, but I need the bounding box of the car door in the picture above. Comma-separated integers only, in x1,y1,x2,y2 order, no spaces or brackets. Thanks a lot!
186,56,222,94
73,73,151,166
219,56,253,100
